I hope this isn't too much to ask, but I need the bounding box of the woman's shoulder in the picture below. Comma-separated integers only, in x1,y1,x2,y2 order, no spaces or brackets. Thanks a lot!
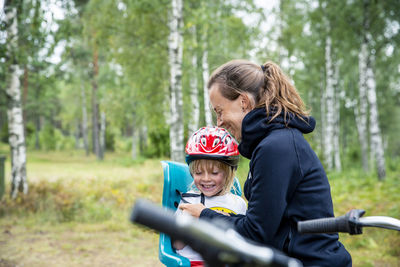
255,129,296,155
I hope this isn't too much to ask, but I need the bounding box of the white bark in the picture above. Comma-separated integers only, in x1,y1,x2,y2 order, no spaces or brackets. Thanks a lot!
81,85,89,156
168,0,184,162
323,36,335,171
188,26,199,136
366,54,386,180
5,6,28,199
202,47,213,126
320,70,326,156
356,42,370,172
333,63,342,172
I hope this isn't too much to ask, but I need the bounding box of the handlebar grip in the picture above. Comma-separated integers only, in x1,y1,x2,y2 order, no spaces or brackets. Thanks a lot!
298,215,350,234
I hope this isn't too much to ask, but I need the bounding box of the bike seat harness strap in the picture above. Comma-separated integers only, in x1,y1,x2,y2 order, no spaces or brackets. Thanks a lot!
175,189,205,208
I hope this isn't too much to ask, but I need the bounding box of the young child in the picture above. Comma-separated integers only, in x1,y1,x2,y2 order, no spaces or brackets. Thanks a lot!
174,126,247,266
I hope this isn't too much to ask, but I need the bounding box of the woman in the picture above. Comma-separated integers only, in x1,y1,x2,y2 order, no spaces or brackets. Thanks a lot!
179,59,352,266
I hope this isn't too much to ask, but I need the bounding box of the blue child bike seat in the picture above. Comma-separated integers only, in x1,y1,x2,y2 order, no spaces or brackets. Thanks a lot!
159,161,242,267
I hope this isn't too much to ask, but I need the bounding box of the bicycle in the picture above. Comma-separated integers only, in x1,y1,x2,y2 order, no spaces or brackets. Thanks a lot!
130,198,303,267
131,199,400,267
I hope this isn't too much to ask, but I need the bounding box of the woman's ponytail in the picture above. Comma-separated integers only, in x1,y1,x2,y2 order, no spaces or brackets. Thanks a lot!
260,61,308,122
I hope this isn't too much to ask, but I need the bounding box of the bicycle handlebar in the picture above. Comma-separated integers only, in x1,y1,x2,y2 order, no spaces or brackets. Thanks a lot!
131,198,303,267
298,209,400,235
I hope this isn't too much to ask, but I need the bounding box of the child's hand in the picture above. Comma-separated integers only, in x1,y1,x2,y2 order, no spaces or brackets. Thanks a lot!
178,203,206,218
173,240,186,250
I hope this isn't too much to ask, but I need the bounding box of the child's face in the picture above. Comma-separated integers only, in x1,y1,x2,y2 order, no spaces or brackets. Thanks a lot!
192,165,226,197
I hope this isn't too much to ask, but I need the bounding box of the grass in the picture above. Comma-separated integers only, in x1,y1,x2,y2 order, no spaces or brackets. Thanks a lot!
0,148,399,266
0,149,164,267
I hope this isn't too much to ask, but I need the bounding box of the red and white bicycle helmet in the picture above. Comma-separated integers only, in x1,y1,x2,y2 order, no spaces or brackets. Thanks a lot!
185,126,240,168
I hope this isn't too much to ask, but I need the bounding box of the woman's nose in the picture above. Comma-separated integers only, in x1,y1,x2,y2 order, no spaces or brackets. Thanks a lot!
217,117,223,127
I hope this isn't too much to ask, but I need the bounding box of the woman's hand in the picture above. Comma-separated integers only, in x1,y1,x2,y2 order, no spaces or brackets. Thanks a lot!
178,203,206,218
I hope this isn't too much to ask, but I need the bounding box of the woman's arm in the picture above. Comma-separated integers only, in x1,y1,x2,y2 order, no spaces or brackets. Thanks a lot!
200,133,302,247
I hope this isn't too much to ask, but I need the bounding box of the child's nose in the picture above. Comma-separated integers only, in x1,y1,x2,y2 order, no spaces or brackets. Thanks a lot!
203,173,211,181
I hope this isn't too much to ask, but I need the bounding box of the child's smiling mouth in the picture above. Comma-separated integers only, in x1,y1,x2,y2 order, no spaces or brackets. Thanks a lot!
200,184,216,191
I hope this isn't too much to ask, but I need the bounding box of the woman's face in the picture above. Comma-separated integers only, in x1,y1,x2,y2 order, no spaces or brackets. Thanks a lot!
209,85,248,141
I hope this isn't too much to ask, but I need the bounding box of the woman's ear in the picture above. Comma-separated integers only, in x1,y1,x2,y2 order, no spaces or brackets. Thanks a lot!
240,93,254,112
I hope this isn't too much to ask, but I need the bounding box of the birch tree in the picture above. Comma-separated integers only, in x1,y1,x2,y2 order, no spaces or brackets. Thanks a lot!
323,35,335,170
188,26,200,136
357,0,386,179
168,0,185,162
333,63,342,171
202,46,213,126
200,15,212,126
365,51,386,180
355,42,370,172
322,30,342,171
4,1,28,198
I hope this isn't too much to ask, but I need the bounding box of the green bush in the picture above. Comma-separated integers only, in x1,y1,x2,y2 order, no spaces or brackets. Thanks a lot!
39,125,57,150
0,181,114,223
105,128,115,151
143,126,170,158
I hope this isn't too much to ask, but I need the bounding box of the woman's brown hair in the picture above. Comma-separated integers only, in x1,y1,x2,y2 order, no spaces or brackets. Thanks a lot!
207,59,309,122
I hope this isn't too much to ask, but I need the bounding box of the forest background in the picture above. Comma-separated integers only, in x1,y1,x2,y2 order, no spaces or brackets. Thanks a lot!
0,0,400,266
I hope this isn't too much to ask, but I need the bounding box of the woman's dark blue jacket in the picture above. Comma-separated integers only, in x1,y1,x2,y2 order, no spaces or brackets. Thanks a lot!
200,107,352,267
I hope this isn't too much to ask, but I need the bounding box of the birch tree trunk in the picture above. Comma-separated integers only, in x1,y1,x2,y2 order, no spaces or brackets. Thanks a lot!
333,63,342,171
366,52,386,180
81,85,89,156
320,69,326,156
168,0,185,162
356,42,370,172
188,26,199,136
202,46,213,126
5,4,28,199
323,35,335,171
